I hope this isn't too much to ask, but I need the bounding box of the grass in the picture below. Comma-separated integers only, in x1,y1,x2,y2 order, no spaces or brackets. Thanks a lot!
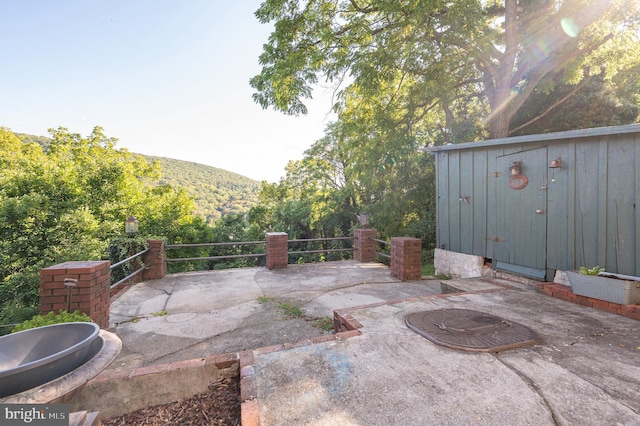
421,263,452,279
256,296,305,318
277,302,305,318
313,316,335,332
257,296,274,304
435,273,452,280
256,296,334,331
421,263,436,276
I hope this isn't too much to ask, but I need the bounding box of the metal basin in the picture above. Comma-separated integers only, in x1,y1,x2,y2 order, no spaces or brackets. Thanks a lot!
0,322,100,398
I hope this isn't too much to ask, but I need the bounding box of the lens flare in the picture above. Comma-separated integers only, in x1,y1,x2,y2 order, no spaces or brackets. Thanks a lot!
561,18,580,38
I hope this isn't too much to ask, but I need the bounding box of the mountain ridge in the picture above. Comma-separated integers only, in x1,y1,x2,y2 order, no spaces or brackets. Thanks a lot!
143,155,260,224
15,132,260,223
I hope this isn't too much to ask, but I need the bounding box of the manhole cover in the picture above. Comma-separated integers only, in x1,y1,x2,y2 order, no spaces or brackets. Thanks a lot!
405,309,538,352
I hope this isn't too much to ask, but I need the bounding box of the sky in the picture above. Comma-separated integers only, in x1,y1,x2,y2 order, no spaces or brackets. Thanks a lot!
0,1,337,182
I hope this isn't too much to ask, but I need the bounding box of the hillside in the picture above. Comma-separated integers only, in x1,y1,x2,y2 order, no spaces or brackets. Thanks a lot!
15,133,260,224
144,156,260,224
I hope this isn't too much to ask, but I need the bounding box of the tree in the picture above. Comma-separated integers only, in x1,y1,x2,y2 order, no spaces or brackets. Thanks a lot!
251,0,640,140
0,127,208,328
510,73,639,135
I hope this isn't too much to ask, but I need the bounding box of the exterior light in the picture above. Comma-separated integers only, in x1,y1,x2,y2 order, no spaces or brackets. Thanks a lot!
510,161,522,175
125,215,139,234
356,213,369,229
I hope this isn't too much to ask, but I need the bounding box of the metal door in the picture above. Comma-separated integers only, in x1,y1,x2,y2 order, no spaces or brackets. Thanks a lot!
493,148,548,279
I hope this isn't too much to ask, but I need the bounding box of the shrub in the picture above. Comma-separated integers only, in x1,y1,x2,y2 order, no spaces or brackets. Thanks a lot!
12,310,93,333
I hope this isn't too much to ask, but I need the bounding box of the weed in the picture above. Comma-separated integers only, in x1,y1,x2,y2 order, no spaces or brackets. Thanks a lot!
313,316,335,332
151,310,168,317
257,296,273,304
278,302,305,318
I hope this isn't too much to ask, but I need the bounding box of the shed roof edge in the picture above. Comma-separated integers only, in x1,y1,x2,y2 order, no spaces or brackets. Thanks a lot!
421,123,640,153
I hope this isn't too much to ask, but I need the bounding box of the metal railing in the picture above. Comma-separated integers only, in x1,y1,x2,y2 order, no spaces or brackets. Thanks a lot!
164,237,354,267
372,238,391,260
110,248,150,289
165,241,266,263
288,237,354,256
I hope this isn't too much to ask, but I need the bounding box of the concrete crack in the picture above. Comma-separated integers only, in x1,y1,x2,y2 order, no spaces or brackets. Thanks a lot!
492,353,561,425
282,281,384,302
160,281,177,311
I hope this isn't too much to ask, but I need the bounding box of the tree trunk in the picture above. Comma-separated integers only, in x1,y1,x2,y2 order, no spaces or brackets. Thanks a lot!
489,112,510,139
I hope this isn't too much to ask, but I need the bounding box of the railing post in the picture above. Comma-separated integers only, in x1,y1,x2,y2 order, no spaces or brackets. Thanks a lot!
40,261,111,328
142,239,166,281
266,232,288,270
390,237,422,281
354,228,376,262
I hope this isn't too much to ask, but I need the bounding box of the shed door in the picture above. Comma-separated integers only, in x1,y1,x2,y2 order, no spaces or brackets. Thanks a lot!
493,148,548,279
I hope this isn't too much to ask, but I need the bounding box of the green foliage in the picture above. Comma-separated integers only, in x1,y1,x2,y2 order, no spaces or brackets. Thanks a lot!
252,0,640,139
12,310,92,333
0,127,209,329
257,296,273,304
580,266,605,276
276,302,305,319
108,235,150,285
510,74,639,136
421,263,436,277
313,316,335,332
144,156,260,224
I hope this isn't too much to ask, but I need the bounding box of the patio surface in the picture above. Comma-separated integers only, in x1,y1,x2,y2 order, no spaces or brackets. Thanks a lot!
95,261,639,424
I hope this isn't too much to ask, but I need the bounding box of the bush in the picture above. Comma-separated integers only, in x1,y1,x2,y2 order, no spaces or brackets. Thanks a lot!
12,310,93,333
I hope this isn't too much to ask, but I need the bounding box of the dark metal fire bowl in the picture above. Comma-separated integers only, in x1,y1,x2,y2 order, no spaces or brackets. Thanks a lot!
405,309,538,352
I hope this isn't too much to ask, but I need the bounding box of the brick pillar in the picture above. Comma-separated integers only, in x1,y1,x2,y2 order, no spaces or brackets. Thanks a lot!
354,228,376,262
266,232,288,270
391,237,422,281
142,239,166,281
40,261,111,329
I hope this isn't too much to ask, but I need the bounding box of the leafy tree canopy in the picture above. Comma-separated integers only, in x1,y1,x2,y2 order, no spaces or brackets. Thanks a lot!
251,0,640,140
0,127,208,327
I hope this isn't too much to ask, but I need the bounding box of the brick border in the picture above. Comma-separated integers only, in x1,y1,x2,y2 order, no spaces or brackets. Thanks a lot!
537,283,640,320
76,278,639,425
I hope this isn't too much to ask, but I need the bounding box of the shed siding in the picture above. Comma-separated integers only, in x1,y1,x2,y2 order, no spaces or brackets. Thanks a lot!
432,126,640,278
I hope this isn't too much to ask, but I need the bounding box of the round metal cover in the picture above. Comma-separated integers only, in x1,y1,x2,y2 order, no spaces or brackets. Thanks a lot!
405,309,538,352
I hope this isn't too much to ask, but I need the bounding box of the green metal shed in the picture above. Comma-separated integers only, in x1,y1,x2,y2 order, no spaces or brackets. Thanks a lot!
426,124,640,281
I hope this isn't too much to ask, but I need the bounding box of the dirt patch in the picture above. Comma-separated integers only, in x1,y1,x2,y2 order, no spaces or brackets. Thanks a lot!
102,377,240,425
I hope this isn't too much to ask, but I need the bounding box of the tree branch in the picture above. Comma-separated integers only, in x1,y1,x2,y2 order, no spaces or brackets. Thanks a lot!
349,0,378,13
508,74,590,135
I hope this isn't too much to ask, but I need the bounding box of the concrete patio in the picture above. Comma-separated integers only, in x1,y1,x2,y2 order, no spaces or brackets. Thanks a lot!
69,261,640,425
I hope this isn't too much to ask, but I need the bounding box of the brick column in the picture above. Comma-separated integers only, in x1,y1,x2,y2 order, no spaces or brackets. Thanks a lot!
354,228,376,262
40,261,111,329
390,237,422,281
266,232,288,270
142,239,166,281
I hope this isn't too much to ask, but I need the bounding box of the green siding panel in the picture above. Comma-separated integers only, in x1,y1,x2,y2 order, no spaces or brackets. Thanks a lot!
448,152,461,252
472,150,488,256
459,151,475,254
431,124,640,280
